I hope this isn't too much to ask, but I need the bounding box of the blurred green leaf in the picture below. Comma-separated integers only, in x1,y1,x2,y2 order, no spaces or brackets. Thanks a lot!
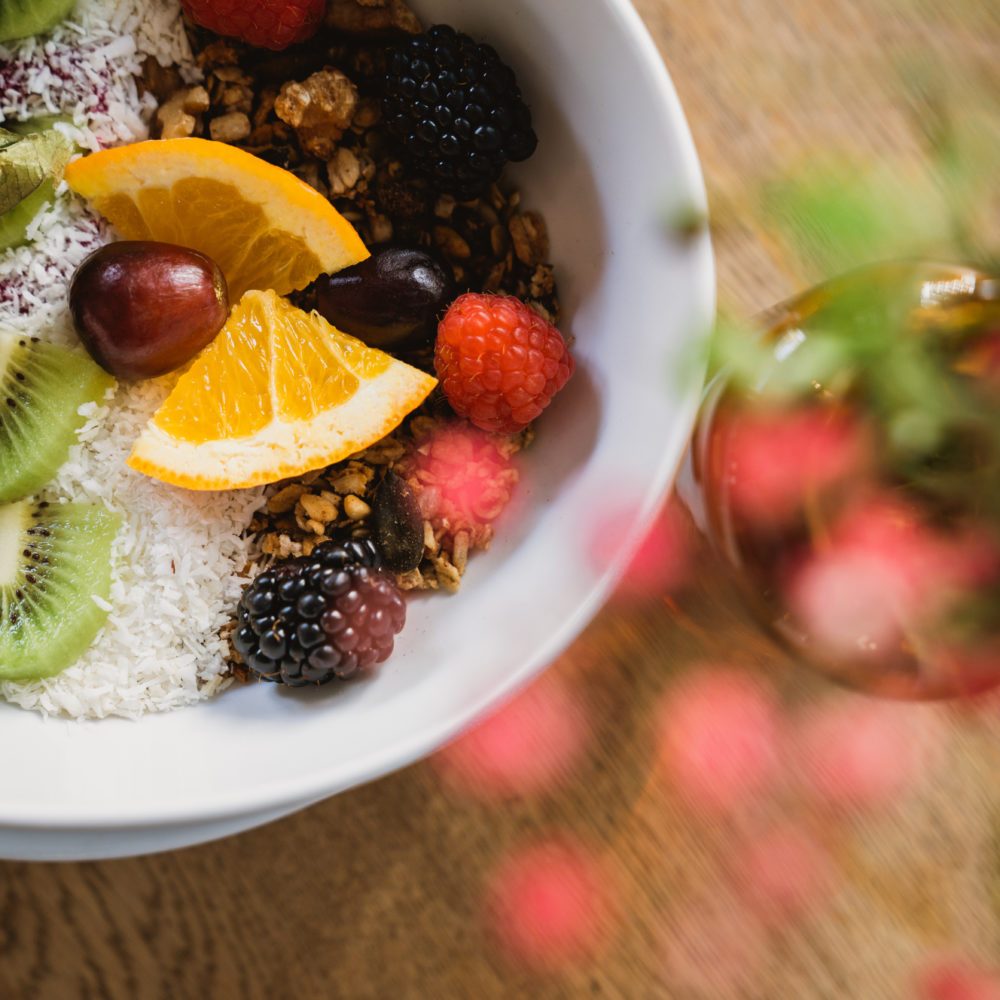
761,165,955,279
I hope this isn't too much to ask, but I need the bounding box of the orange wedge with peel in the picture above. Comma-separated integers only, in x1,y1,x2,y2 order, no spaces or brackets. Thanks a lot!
127,290,437,491
64,138,368,299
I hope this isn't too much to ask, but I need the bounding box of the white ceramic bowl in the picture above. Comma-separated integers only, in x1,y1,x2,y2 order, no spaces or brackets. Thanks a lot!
0,0,713,861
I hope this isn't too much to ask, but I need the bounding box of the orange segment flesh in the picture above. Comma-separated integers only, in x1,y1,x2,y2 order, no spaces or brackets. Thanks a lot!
64,139,368,298
127,291,437,492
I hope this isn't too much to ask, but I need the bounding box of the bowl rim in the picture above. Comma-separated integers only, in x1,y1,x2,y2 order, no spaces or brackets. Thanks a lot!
0,0,715,830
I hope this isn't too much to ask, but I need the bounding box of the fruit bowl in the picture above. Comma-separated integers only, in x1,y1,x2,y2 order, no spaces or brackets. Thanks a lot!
0,0,713,860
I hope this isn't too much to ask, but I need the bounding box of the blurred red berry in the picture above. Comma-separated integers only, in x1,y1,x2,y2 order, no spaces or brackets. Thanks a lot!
435,293,574,433
396,422,516,533
793,696,936,809
181,0,325,50
916,957,1000,1000
716,405,867,526
485,839,615,969
790,542,913,656
789,497,1000,658
434,677,590,798
658,668,782,814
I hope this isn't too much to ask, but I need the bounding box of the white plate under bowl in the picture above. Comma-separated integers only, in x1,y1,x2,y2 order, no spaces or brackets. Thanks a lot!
0,0,714,861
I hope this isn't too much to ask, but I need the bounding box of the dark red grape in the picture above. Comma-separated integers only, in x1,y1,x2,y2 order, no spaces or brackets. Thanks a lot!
315,246,454,352
70,241,229,380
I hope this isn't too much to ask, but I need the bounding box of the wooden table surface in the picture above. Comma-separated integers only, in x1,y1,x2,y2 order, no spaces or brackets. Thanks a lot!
4,2,1000,998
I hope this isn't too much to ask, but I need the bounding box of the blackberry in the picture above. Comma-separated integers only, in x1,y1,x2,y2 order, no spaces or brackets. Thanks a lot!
232,538,406,687
382,24,538,200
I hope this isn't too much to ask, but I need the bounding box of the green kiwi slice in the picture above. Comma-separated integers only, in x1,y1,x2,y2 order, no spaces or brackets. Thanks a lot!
0,177,57,251
0,499,119,680
0,331,114,503
0,0,76,42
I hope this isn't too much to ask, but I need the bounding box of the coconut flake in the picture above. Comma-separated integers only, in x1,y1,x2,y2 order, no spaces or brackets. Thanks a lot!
0,1,264,719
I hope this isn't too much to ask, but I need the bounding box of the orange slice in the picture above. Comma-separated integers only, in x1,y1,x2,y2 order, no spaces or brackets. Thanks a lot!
127,290,437,491
64,138,368,299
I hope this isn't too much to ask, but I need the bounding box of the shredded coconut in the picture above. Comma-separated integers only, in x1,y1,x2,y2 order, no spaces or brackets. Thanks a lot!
0,0,263,719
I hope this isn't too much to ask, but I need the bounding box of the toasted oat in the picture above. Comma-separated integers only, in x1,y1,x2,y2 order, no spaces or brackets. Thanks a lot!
344,495,372,520
327,146,362,196
299,493,338,524
423,520,439,555
267,484,308,514
296,507,327,535
325,0,422,34
452,530,470,574
434,194,457,220
261,533,301,558
370,214,394,243
358,437,406,465
140,56,183,104
197,39,240,70
209,111,251,143
432,553,462,593
397,567,430,591
490,223,509,258
155,85,210,139
328,463,373,496
509,211,550,267
434,225,471,260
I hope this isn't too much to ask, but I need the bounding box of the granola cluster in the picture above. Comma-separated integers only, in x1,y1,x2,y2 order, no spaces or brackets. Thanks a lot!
144,4,560,594
143,6,559,324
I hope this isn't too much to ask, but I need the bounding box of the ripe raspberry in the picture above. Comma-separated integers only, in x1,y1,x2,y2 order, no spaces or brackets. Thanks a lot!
181,0,325,51
435,293,574,433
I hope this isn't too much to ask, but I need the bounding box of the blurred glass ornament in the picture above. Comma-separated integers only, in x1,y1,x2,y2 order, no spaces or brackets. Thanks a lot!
681,262,1000,699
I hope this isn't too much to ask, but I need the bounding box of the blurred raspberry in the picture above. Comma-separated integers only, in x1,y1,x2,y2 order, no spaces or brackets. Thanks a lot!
834,498,999,590
789,497,1000,659
916,957,1000,1000
181,0,325,50
789,543,913,656
716,404,867,526
485,839,615,969
397,422,517,539
434,677,590,798
658,668,783,814
793,696,936,810
435,293,574,433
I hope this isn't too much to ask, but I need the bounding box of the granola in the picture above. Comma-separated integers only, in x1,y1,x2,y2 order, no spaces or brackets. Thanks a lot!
154,15,562,599
247,408,533,592
156,21,561,325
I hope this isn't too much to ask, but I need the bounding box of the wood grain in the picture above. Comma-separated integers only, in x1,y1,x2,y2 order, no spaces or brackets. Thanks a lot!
3,2,1000,997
